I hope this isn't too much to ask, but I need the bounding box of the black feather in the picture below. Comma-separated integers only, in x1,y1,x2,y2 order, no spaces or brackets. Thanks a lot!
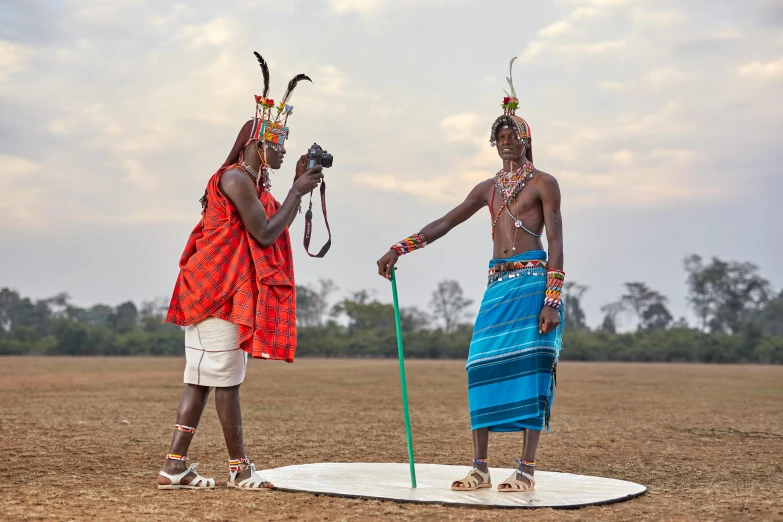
281,73,312,104
253,51,270,99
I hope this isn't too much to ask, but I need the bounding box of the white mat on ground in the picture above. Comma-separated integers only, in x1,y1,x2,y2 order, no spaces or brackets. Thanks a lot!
258,463,647,508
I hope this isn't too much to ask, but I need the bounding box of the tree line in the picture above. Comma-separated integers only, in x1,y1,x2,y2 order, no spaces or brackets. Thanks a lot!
1,254,781,363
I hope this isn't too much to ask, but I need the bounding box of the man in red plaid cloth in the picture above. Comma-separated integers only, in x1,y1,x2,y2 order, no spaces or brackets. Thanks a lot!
156,53,323,491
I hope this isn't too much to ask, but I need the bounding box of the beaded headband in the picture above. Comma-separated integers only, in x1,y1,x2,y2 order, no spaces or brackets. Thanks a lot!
490,57,532,149
251,52,311,151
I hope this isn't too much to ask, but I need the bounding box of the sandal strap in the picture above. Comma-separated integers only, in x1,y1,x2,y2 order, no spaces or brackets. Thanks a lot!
159,462,215,487
237,472,271,488
519,471,535,485
230,461,272,488
499,469,535,490
453,467,490,487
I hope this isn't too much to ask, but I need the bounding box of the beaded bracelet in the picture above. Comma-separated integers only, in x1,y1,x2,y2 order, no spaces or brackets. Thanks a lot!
544,269,565,309
391,232,427,256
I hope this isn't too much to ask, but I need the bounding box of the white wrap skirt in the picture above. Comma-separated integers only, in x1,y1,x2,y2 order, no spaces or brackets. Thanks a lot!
184,317,248,387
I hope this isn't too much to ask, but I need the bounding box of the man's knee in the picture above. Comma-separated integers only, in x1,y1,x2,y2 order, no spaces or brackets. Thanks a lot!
215,384,241,398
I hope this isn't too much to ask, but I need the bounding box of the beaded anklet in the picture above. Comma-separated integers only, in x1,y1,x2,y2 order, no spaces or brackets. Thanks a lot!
174,424,197,434
166,453,188,461
229,457,251,472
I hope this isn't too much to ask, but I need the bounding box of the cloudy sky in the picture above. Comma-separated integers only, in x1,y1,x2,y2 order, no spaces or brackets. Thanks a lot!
1,0,781,329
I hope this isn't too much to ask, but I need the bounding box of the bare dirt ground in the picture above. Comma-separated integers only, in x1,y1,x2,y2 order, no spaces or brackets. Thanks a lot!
1,358,782,521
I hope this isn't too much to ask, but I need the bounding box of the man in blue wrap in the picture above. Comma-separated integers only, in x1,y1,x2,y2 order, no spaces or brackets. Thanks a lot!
376,58,565,493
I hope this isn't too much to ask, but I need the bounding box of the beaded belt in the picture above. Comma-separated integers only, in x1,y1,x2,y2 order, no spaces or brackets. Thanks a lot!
488,259,547,283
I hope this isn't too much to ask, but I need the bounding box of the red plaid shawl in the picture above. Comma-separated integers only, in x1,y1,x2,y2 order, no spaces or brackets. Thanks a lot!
165,165,297,362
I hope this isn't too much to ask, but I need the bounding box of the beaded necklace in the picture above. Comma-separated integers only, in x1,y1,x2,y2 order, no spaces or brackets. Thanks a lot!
240,161,271,191
494,160,534,204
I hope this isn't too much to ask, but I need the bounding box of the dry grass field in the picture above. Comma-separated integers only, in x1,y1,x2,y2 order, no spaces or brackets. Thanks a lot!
1,357,782,521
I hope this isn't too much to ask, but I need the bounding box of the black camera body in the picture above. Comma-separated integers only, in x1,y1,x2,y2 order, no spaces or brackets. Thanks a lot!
306,143,334,169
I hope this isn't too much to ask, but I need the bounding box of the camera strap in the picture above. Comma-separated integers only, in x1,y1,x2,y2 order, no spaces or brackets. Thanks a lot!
303,179,331,258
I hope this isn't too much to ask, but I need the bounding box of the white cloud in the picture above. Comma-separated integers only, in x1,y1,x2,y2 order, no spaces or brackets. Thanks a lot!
611,150,634,166
74,208,196,224
48,120,71,135
645,67,687,90
631,8,685,26
548,144,574,159
522,39,626,63
70,0,146,24
177,17,234,49
539,20,573,38
599,81,624,90
521,40,548,63
149,3,186,27
328,0,398,14
648,148,697,164
0,41,33,79
356,174,464,204
712,28,743,40
0,154,41,178
0,155,46,228
315,65,347,95
557,40,626,55
571,0,634,7
616,101,694,136
737,58,783,78
440,113,481,143
123,159,158,191
570,6,600,19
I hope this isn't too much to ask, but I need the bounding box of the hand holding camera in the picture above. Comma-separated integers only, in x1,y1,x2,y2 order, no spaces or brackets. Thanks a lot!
291,164,323,197
292,143,333,197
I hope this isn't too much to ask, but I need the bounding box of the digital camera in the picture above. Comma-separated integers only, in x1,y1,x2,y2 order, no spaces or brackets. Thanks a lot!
306,143,334,169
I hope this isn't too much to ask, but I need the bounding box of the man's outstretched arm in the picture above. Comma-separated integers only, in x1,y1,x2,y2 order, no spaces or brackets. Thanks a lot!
377,179,491,279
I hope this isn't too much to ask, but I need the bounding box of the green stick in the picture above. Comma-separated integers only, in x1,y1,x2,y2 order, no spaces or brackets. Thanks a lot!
390,268,417,488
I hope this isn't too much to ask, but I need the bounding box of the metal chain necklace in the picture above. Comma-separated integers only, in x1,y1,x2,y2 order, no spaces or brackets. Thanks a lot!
505,204,542,238
503,200,519,250
494,159,540,243
240,161,272,191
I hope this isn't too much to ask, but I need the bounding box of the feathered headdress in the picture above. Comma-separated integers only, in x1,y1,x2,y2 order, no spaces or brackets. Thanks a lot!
490,57,532,161
251,51,312,150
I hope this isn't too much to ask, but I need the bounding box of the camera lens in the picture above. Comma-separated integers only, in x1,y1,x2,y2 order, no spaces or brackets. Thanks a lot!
322,154,333,168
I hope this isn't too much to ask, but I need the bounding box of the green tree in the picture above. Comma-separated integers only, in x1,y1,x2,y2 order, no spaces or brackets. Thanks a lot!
430,280,473,333
564,282,589,332
620,282,671,331
86,304,115,326
296,285,320,327
599,302,623,334
684,255,771,334
759,290,783,336
296,279,338,327
112,301,139,333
